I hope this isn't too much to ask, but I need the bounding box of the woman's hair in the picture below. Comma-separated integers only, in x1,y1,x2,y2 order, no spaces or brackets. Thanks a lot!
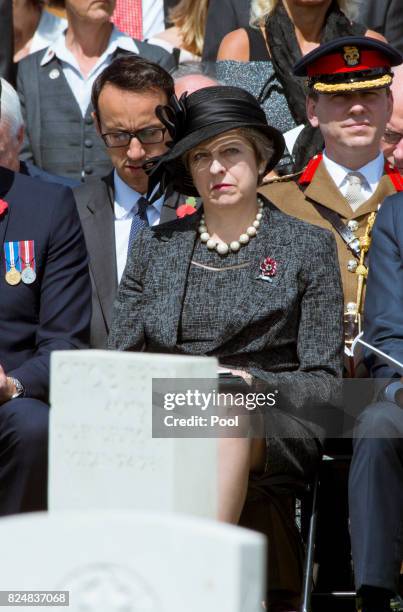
184,127,274,184
168,0,209,57
236,128,274,180
250,0,360,25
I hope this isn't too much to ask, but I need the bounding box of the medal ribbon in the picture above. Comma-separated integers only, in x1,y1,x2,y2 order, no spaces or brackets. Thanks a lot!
4,241,22,273
20,240,35,272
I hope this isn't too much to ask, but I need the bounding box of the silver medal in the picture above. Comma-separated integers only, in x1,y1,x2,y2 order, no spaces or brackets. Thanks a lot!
21,266,37,284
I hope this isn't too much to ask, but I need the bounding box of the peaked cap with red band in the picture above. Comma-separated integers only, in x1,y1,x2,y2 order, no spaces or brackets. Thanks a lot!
294,36,403,94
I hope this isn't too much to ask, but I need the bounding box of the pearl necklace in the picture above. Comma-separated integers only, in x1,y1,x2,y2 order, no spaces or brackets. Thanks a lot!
198,197,264,256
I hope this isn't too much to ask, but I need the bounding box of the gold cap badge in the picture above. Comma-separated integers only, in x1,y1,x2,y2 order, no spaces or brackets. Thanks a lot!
343,46,360,67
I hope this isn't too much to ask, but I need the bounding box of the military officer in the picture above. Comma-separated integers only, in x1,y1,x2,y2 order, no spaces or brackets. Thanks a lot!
260,37,403,347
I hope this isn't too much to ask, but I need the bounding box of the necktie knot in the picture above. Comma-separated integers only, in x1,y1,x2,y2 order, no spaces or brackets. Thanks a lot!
137,196,149,219
347,173,362,186
344,171,366,211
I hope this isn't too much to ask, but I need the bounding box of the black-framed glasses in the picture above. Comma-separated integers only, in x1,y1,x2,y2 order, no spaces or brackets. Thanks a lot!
382,129,403,145
101,127,167,148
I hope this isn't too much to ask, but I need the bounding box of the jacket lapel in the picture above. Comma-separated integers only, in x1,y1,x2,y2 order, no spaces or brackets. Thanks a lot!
304,160,353,217
305,159,398,220
40,55,83,118
350,173,397,218
204,203,292,353
83,174,117,329
152,213,200,348
160,189,180,224
153,202,292,353
0,169,15,255
159,190,202,224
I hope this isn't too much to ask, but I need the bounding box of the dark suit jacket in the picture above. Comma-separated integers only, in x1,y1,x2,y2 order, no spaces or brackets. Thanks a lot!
74,173,187,349
358,0,403,54
202,0,252,62
17,42,176,181
364,193,403,379
0,0,14,84
0,166,91,402
108,199,344,423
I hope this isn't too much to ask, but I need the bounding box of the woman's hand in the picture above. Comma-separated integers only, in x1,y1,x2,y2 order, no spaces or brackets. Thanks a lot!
218,366,253,386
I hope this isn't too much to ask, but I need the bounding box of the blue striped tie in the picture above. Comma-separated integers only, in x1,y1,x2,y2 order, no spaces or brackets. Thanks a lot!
128,196,149,255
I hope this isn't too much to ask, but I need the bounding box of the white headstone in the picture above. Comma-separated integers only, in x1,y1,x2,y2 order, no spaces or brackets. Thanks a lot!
49,351,218,517
0,511,266,612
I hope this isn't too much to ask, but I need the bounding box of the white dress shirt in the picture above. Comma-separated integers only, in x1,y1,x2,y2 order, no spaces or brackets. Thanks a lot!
30,10,67,55
114,170,164,282
142,0,165,39
322,150,385,201
41,26,139,117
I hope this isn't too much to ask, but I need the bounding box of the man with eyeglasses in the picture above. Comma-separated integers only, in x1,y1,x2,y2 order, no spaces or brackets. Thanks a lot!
381,64,403,174
74,55,193,348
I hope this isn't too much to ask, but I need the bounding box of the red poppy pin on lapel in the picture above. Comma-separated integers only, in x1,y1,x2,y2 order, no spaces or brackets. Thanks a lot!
0,199,9,217
176,196,197,219
258,257,277,282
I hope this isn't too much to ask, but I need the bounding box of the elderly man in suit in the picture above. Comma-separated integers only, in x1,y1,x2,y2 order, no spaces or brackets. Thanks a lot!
16,0,176,183
261,37,403,348
0,83,91,516
349,193,403,612
74,56,194,349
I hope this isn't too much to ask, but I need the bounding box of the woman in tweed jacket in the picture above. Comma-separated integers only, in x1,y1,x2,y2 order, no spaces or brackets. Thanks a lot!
108,86,344,526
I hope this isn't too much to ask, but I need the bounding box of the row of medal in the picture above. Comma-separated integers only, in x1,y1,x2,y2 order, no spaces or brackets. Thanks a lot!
4,240,36,285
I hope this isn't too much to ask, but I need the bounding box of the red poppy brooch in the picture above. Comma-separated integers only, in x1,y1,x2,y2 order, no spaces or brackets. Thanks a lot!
0,199,9,217
258,257,277,282
176,196,197,219
0,199,8,217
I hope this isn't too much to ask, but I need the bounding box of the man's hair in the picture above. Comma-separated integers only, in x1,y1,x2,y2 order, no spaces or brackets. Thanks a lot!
0,78,24,138
91,56,175,117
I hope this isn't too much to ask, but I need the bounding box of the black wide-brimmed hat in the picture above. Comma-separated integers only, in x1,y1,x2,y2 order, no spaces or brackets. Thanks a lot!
145,85,285,197
294,36,402,94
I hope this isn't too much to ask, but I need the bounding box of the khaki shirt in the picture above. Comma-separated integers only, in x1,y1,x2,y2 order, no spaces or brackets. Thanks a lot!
259,159,398,310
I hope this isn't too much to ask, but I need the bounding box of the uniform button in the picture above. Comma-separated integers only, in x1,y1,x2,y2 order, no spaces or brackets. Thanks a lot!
84,138,93,148
347,220,359,232
85,116,94,125
346,302,357,313
84,166,93,175
347,259,358,272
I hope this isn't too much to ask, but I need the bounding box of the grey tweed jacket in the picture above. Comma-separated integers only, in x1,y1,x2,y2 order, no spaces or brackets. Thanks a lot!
108,198,344,421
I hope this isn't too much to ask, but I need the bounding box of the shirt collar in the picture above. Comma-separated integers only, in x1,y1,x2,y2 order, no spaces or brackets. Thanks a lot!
40,25,139,68
323,150,384,192
113,170,164,219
